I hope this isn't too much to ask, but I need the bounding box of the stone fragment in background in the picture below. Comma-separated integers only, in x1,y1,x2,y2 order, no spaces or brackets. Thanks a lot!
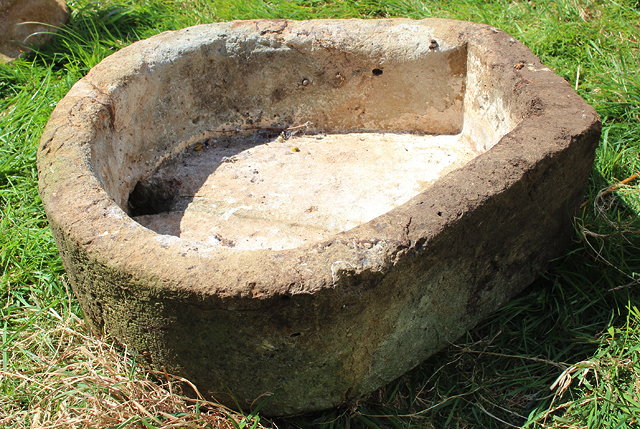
0,0,68,62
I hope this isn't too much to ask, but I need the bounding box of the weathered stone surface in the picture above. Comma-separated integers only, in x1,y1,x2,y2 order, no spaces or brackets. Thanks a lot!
0,0,68,62
37,19,600,415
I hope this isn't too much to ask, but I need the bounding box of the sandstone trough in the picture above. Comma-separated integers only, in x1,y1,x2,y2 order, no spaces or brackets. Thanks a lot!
38,19,600,415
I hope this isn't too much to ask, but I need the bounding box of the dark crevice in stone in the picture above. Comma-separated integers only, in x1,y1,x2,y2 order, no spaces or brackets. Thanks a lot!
128,178,179,216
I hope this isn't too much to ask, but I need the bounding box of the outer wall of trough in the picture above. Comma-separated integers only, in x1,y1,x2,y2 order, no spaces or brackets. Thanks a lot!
37,19,601,416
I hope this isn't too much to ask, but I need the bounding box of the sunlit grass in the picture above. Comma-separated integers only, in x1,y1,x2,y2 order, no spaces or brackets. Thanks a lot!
1,0,638,427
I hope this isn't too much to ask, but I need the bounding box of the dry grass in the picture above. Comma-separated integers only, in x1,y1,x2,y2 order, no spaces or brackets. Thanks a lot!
1,308,266,429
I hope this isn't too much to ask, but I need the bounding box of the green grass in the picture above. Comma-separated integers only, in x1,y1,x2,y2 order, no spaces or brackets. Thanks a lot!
1,0,639,427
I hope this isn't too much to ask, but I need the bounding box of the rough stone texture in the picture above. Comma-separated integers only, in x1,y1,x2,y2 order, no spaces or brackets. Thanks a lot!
132,132,484,250
37,19,600,416
0,0,68,62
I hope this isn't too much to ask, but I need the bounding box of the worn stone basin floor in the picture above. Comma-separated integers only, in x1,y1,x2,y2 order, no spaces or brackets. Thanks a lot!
38,19,600,416
133,132,481,250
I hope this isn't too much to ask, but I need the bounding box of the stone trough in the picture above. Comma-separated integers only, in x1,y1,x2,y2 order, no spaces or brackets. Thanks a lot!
38,19,600,415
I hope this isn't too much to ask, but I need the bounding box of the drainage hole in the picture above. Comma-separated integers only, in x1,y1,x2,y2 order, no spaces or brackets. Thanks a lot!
128,178,179,216
372,68,383,76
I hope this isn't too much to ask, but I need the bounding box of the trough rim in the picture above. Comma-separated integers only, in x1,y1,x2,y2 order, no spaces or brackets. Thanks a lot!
37,18,600,305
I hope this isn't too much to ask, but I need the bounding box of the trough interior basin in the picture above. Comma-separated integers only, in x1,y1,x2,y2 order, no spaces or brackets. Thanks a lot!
132,132,487,250
90,31,517,251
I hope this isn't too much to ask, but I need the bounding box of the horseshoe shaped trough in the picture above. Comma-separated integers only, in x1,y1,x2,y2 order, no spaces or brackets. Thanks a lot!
38,19,600,415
